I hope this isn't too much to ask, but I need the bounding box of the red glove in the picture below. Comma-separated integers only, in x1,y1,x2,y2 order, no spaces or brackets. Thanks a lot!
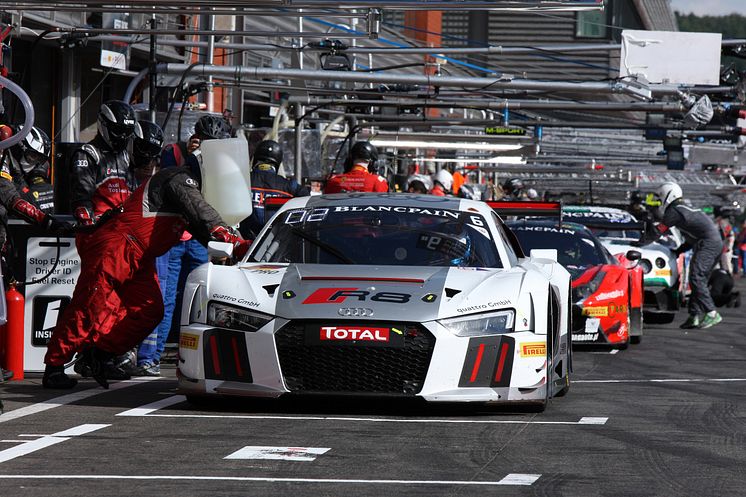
74,206,95,226
210,225,251,259
11,198,46,224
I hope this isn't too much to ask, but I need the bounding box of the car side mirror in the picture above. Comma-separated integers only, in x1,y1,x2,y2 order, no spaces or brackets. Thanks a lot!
626,250,642,261
208,241,233,261
530,248,558,262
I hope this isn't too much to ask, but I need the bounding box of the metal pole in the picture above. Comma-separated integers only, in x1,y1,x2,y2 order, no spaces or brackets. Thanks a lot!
288,96,687,112
148,14,157,121
206,11,215,112
160,63,687,95
295,103,304,181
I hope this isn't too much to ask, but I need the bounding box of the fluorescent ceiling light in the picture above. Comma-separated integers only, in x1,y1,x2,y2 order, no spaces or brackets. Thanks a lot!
417,156,527,165
370,139,523,151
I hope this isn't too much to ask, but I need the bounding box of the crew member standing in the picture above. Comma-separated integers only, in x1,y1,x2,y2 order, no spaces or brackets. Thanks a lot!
68,100,137,379
656,182,724,329
240,139,309,238
325,141,388,193
42,157,251,389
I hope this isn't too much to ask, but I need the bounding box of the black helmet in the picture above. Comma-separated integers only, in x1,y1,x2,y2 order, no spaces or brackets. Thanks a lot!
346,141,378,172
132,120,164,168
9,126,51,176
98,100,136,151
253,140,283,171
194,115,230,140
503,177,524,196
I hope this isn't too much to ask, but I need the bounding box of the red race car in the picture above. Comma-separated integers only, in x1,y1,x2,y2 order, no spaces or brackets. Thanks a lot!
506,219,644,348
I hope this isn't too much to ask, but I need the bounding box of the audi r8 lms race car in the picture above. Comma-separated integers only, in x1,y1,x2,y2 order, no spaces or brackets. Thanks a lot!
507,219,643,348
562,205,680,324
178,193,572,411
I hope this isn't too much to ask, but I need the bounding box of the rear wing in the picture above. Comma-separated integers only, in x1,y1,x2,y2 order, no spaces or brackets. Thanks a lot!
264,197,292,221
567,219,646,233
486,201,562,222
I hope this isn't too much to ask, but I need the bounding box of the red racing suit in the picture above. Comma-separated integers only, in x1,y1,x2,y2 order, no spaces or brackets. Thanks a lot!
324,165,389,193
44,167,249,366
69,135,134,225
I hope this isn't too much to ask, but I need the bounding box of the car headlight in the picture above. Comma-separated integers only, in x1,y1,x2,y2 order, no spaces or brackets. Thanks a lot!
572,269,606,302
640,259,652,274
655,257,666,269
207,302,272,332
439,309,515,337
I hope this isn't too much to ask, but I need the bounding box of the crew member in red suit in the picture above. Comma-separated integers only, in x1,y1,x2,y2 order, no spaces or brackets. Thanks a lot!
42,161,251,389
325,141,388,193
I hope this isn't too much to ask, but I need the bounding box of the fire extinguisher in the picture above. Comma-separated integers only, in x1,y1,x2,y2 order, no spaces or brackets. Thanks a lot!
4,281,25,380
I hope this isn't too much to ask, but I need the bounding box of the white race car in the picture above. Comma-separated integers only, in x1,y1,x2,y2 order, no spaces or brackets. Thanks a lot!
563,205,680,323
178,194,572,411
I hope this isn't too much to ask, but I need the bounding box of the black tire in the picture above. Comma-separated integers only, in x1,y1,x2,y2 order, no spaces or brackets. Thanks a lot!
185,394,212,407
644,311,676,325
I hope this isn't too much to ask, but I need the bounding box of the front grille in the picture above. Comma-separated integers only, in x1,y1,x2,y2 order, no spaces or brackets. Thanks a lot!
275,321,436,395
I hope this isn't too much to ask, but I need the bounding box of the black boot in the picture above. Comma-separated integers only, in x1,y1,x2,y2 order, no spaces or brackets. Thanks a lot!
1,367,13,382
42,365,78,389
72,347,109,389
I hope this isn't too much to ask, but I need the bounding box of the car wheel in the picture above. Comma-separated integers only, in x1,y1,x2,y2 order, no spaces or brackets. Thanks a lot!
644,312,676,324
185,394,212,407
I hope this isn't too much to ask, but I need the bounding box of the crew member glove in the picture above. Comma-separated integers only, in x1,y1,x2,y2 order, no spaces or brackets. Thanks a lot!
73,206,95,227
210,225,252,260
42,214,75,237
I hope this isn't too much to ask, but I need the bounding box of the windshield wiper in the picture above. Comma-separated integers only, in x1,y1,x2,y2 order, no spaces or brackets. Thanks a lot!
289,227,355,264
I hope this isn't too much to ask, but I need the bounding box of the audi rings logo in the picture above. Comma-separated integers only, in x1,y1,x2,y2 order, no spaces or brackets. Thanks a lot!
338,307,374,317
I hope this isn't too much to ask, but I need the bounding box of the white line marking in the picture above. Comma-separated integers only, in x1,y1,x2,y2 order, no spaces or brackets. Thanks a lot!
0,377,162,424
610,349,620,355
498,474,541,485
0,424,109,464
225,446,330,461
51,424,110,437
578,417,609,425
0,437,70,464
0,441,29,444
116,395,186,417
0,474,540,486
575,378,746,384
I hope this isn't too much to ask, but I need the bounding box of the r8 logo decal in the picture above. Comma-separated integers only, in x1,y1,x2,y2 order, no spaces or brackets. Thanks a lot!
303,288,410,304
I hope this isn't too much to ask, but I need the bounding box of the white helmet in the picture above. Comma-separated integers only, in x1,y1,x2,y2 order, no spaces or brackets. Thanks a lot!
433,169,453,191
656,182,683,213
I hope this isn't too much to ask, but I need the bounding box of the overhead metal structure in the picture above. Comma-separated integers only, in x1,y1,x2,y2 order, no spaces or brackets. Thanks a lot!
2,1,604,11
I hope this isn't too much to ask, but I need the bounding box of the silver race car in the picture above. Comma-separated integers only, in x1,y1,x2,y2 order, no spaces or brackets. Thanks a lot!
178,194,572,411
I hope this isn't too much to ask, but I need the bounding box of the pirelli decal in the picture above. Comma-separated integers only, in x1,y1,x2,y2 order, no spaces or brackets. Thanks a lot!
582,306,608,317
520,342,546,358
180,333,200,350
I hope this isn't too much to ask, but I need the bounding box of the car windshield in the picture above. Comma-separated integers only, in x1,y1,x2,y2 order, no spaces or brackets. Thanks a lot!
511,225,605,268
250,205,502,267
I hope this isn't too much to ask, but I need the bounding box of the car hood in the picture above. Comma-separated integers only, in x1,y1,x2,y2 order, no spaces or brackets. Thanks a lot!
213,262,526,322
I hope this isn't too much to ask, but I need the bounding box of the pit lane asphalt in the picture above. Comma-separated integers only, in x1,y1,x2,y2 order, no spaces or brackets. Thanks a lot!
1,280,745,497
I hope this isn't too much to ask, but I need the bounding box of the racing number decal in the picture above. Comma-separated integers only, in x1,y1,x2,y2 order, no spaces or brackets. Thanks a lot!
303,287,411,304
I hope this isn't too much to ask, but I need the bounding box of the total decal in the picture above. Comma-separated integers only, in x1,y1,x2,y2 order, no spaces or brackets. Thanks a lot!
319,326,401,342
